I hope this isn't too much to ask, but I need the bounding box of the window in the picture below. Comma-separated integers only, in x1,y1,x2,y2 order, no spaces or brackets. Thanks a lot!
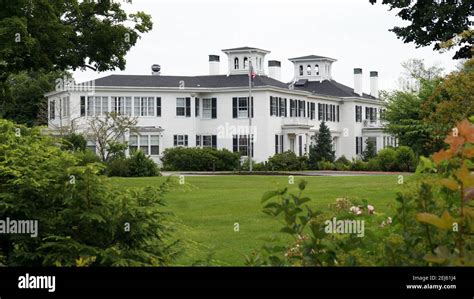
318,103,322,120
234,57,239,69
129,135,138,153
355,105,362,122
86,141,96,154
356,137,363,155
315,64,319,75
307,65,311,75
87,96,94,116
176,98,186,116
238,97,248,118
80,96,86,117
290,99,297,117
299,100,305,117
49,100,55,120
280,98,286,117
202,98,212,118
111,96,130,115
299,65,303,76
61,96,70,117
174,135,188,147
275,135,284,154
243,57,248,69
150,135,159,155
365,107,377,122
133,97,154,117
298,135,303,156
310,102,316,120
270,96,278,116
195,98,200,117
196,135,217,148
233,135,253,157
125,97,132,116
140,135,149,155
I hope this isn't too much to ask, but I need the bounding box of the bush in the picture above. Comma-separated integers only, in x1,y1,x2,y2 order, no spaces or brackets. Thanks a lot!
128,150,160,177
0,119,177,266
395,146,416,172
376,148,398,171
335,155,350,165
74,149,103,166
61,133,87,152
318,160,336,170
367,158,381,171
240,159,267,171
350,159,368,171
335,162,351,171
106,158,130,177
161,147,240,171
267,151,307,171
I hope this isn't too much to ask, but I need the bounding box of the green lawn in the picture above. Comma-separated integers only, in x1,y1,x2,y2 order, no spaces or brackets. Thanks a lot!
110,175,411,266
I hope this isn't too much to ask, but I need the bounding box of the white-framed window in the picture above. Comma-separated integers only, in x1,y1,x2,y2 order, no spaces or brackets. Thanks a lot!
133,97,154,117
49,99,56,120
86,140,96,154
233,135,253,157
129,135,138,153
270,96,278,116
150,135,159,155
275,134,284,154
234,57,239,70
299,65,303,76
112,96,131,115
174,135,188,147
202,98,212,119
140,135,149,155
307,65,311,75
196,135,217,148
61,96,70,117
176,98,186,116
86,96,109,116
243,57,248,69
129,134,160,156
315,64,320,75
238,97,248,118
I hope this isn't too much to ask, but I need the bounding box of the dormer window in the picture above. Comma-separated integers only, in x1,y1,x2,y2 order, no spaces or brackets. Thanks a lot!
315,64,320,75
234,57,239,69
307,65,311,75
299,65,303,76
243,57,248,69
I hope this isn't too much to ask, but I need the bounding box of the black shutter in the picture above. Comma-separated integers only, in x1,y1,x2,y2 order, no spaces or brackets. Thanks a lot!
365,107,369,120
185,97,191,117
233,97,238,118
355,106,358,122
337,105,340,122
196,135,200,147
280,135,284,153
195,98,200,117
275,135,278,154
325,104,329,121
233,135,238,152
251,135,254,157
269,96,273,116
356,137,359,154
184,135,188,146
318,103,321,120
284,98,287,117
156,97,161,117
80,96,85,116
290,100,293,117
212,135,217,149
211,98,217,119
277,97,281,117
174,135,177,147
298,135,303,156
251,97,254,118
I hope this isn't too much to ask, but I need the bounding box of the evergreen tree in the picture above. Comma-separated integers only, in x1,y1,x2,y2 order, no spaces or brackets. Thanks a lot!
362,138,377,161
308,121,335,168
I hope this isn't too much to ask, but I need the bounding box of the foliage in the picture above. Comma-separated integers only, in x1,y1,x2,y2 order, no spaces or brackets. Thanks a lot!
362,138,377,162
369,0,473,59
74,150,103,167
62,133,87,152
0,119,178,266
308,121,335,168
106,158,130,177
350,159,368,171
128,150,160,177
395,146,417,172
266,151,307,171
318,160,336,170
376,148,398,171
162,147,240,171
86,112,138,162
0,1,153,78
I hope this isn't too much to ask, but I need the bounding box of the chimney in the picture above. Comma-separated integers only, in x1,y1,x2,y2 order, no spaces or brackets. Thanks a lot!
151,64,161,75
353,68,363,96
209,55,220,75
268,60,281,81
370,71,379,98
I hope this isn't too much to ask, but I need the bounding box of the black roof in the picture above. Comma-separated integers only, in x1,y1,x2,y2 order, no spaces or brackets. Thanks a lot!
92,74,376,99
289,55,335,61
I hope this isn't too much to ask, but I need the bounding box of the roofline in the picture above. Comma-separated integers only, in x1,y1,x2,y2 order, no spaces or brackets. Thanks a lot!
288,56,337,62
221,47,271,54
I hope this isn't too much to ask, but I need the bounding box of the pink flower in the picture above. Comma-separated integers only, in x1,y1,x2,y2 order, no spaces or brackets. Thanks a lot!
367,205,375,214
386,217,392,224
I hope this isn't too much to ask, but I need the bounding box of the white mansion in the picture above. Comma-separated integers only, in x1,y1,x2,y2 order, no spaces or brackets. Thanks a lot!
45,46,396,164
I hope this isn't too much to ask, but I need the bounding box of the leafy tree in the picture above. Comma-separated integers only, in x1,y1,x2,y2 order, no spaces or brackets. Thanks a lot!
62,133,87,152
362,138,377,162
128,150,160,177
0,0,153,79
308,121,335,168
369,0,473,59
87,112,138,162
0,119,179,266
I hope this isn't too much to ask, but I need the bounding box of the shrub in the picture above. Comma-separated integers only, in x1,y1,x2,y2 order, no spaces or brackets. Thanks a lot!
74,149,103,166
362,138,377,161
267,151,307,171
240,159,267,171
61,133,87,152
106,158,130,177
366,158,381,171
376,148,398,171
161,147,240,171
335,162,350,171
395,146,416,172
318,160,336,170
128,150,160,177
335,155,350,165
0,119,178,266
350,159,368,171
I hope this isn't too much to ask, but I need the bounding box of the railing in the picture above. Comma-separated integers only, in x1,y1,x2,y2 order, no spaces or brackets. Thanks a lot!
362,119,386,128
282,117,310,126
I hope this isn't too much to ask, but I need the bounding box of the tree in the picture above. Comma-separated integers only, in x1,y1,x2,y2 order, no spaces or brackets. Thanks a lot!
0,0,153,79
369,0,473,59
87,112,138,162
309,121,335,168
381,59,444,156
0,119,179,266
362,138,377,162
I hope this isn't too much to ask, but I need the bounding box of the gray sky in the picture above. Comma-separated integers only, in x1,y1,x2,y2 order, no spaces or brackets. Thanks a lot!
73,0,459,93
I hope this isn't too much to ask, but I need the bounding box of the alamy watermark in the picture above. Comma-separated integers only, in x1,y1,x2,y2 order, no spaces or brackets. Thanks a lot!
324,217,365,238
0,217,38,238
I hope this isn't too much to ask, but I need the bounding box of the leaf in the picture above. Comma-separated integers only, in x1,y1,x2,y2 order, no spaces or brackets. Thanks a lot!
298,180,307,191
455,162,474,187
280,227,295,235
439,178,459,191
416,211,454,230
261,191,279,203
457,119,474,143
432,149,452,164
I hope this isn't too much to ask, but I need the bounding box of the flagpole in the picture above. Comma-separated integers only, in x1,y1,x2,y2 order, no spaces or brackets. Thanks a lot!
248,52,253,172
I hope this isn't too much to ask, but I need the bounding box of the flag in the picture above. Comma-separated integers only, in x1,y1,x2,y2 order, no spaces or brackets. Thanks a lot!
249,60,257,81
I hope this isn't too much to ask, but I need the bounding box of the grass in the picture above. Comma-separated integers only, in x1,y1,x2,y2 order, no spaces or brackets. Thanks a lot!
110,174,411,266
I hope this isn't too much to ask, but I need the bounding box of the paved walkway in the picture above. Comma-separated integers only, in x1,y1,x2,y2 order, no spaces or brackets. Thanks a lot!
161,171,411,177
